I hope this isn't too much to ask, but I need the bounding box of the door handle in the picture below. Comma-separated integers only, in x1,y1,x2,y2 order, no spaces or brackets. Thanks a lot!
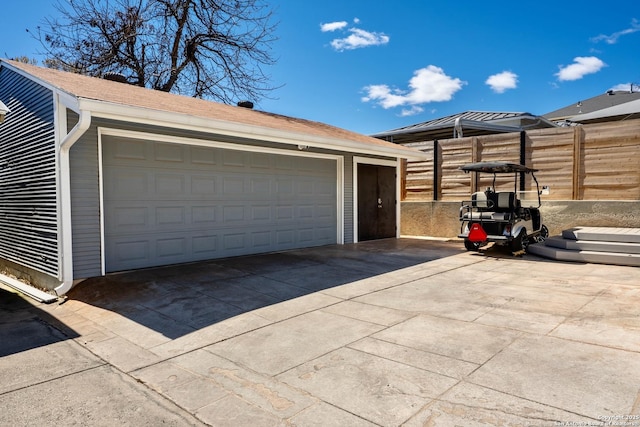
377,197,383,208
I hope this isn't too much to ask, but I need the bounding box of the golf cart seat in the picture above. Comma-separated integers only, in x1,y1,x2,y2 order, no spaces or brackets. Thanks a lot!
491,191,520,212
471,191,490,209
461,191,493,219
461,191,520,220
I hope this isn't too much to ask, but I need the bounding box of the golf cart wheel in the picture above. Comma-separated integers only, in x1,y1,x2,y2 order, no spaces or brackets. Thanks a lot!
464,239,481,251
510,228,529,253
540,224,549,240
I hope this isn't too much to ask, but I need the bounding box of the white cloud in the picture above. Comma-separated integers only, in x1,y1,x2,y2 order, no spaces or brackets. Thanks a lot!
610,82,636,92
400,106,425,117
362,65,466,113
591,19,640,44
321,18,389,51
485,71,518,93
330,28,389,51
555,57,606,81
320,21,348,32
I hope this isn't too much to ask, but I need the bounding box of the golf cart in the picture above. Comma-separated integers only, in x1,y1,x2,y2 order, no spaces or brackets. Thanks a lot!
458,161,548,254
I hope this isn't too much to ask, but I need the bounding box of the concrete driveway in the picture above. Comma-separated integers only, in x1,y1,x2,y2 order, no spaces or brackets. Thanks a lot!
1,238,639,426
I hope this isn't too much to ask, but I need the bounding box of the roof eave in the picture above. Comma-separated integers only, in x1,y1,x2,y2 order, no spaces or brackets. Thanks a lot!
371,122,455,139
569,99,640,122
78,98,428,160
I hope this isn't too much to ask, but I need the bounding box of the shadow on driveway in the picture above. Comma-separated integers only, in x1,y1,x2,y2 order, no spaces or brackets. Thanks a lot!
0,287,79,357
67,239,465,340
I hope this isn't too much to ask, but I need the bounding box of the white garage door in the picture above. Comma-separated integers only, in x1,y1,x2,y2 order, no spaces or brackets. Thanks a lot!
102,137,337,272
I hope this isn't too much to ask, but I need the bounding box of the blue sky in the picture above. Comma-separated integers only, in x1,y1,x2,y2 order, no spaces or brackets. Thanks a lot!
2,0,639,134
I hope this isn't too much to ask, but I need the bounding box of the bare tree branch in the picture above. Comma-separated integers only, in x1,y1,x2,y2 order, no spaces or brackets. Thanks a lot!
35,0,279,103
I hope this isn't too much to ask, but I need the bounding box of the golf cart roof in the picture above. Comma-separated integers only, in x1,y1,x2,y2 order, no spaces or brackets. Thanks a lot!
459,161,538,173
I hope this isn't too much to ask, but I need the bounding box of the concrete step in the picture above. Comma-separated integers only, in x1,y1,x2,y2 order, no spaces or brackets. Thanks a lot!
527,226,640,267
528,243,640,267
544,235,640,254
562,227,640,243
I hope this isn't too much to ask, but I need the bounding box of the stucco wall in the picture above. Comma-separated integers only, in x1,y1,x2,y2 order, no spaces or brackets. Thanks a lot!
401,200,640,238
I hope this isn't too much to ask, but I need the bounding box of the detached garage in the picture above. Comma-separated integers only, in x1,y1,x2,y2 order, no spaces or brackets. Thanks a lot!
0,59,425,296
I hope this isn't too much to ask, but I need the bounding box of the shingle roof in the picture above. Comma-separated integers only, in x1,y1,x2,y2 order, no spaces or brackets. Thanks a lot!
543,90,640,121
3,59,422,158
570,98,640,122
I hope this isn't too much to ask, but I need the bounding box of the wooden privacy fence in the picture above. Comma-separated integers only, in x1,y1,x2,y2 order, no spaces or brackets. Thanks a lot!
402,119,640,202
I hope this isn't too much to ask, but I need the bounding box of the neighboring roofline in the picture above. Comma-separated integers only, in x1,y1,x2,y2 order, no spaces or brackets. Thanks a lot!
371,113,557,140
543,90,640,120
1,59,427,160
568,98,640,122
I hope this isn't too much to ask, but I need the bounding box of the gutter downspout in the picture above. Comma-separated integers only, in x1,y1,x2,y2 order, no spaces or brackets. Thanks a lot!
54,109,91,297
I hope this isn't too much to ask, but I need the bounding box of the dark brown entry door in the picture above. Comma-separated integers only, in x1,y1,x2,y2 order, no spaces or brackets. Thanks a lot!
357,164,396,241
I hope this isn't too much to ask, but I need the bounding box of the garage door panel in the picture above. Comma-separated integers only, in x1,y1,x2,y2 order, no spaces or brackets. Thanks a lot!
222,205,246,222
222,233,245,250
298,205,314,219
103,138,337,272
191,175,217,195
315,204,335,219
250,152,271,168
251,205,272,221
156,206,185,225
109,169,149,196
108,225,338,271
111,240,150,266
276,230,295,245
275,155,294,170
156,237,187,258
315,227,334,241
222,150,245,167
192,206,218,224
155,173,186,195
251,231,271,248
275,179,294,195
107,201,335,237
191,147,217,165
155,143,184,162
113,139,146,160
222,177,245,194
113,206,149,228
276,206,293,220
316,180,335,195
250,178,271,195
192,235,218,254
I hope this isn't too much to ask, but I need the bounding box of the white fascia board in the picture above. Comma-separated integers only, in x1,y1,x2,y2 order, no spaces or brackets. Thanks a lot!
56,91,81,113
77,98,428,161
